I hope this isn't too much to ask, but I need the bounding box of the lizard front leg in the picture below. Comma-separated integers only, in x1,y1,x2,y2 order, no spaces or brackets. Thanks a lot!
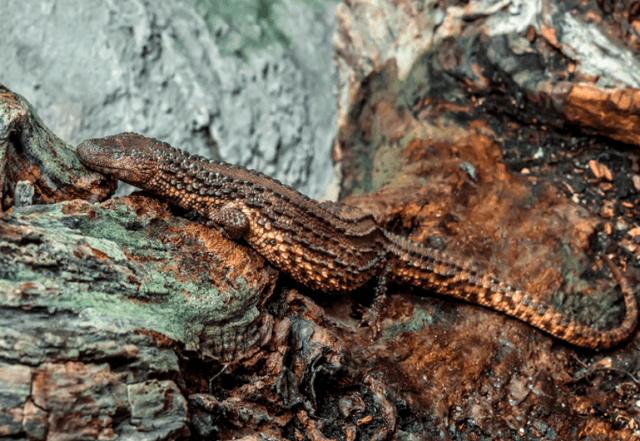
205,206,249,240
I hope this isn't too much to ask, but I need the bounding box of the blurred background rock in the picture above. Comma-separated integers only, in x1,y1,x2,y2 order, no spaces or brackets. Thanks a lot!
0,0,340,200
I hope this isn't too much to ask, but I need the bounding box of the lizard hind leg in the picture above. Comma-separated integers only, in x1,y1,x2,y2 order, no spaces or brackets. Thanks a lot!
360,263,394,339
205,206,250,239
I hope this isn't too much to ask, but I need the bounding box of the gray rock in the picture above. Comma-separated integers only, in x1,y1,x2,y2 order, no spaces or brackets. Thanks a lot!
0,0,339,199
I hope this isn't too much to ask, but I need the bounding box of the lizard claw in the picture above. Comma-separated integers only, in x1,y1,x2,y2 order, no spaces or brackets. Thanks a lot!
359,306,382,339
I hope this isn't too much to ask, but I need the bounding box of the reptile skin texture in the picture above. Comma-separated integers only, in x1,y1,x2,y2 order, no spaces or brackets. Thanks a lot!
76,133,638,349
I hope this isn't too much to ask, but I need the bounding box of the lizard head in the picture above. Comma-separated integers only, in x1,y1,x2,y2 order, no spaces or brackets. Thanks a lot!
76,132,160,188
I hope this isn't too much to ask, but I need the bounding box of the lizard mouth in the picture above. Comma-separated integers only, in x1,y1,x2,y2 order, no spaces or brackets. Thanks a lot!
76,140,149,186
78,160,123,175
76,140,115,168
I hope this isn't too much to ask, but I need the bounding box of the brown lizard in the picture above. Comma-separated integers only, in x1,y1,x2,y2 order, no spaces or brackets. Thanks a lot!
76,132,638,349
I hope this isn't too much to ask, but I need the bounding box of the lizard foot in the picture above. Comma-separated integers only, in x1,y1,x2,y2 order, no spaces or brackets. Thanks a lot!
358,305,382,339
358,263,393,339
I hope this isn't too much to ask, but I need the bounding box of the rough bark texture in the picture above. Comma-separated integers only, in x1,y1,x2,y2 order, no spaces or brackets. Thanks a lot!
0,192,279,439
0,84,115,209
4,0,640,440
330,0,640,439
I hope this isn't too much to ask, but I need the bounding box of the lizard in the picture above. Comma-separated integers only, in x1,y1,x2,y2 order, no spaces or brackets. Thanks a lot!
75,132,638,350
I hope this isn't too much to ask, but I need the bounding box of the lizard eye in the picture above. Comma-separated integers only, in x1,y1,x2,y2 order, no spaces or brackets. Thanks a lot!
113,152,123,160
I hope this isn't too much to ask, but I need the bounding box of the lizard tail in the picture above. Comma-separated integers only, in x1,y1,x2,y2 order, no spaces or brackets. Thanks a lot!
382,230,638,349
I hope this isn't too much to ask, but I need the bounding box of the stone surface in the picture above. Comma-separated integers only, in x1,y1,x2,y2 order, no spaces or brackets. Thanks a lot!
0,0,339,200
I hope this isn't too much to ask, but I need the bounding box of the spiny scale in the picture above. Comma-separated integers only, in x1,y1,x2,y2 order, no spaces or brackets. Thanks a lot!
76,132,638,349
